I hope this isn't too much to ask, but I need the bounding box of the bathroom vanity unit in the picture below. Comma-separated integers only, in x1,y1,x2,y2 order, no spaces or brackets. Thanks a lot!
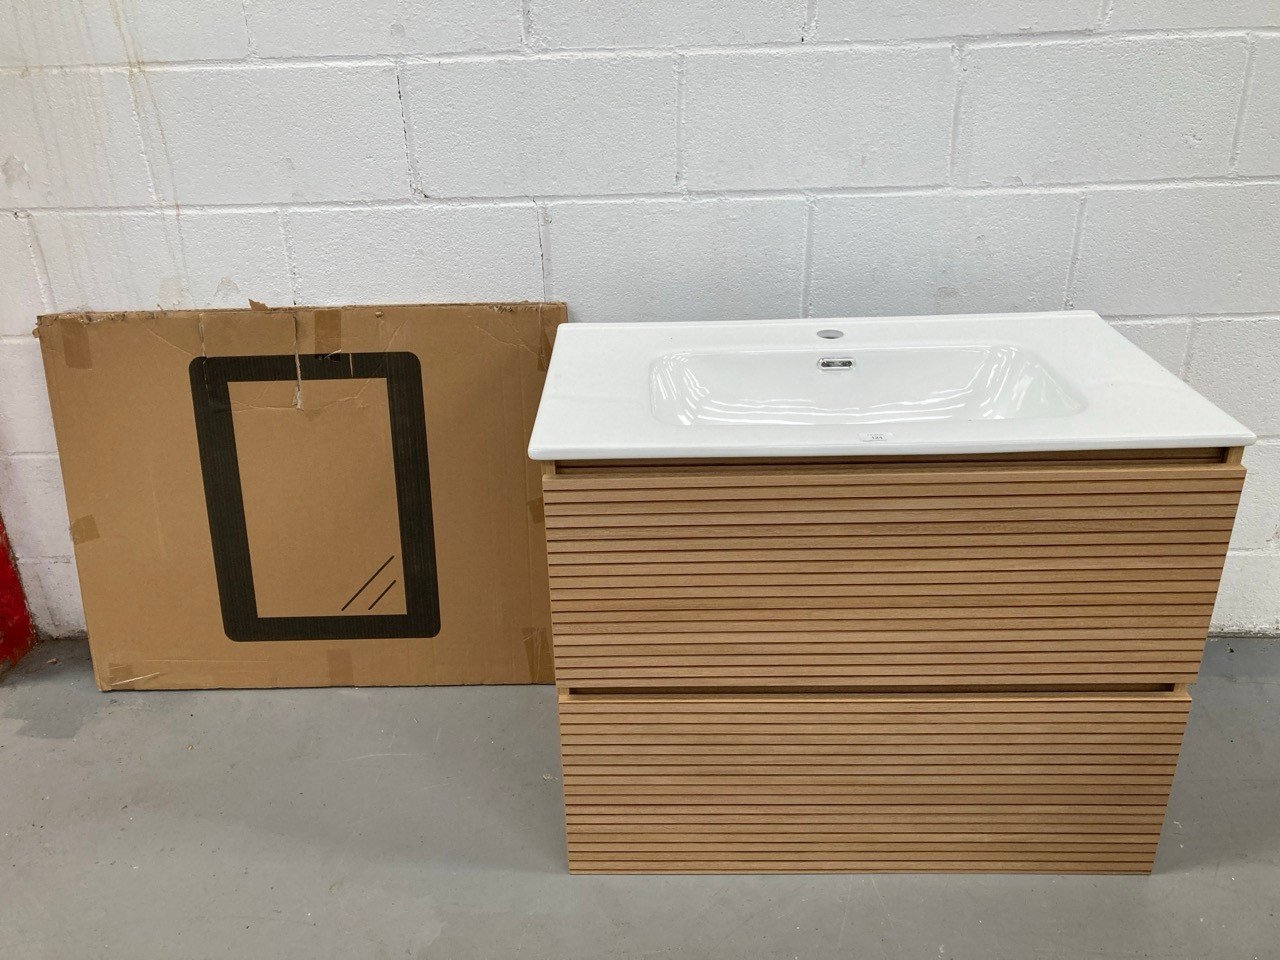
528,312,1254,874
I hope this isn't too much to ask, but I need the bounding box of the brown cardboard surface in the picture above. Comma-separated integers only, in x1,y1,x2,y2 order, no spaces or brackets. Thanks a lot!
230,377,407,619
37,303,563,690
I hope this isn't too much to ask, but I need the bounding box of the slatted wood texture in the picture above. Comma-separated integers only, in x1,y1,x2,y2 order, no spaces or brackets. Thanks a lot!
543,459,1244,688
560,691,1190,873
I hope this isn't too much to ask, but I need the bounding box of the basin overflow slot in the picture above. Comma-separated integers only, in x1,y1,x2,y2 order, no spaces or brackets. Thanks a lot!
818,356,855,370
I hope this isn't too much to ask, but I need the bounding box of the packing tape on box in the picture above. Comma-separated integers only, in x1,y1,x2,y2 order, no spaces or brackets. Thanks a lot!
105,663,162,689
314,309,343,356
62,321,92,369
69,515,100,545
523,626,548,680
538,325,553,372
326,648,355,686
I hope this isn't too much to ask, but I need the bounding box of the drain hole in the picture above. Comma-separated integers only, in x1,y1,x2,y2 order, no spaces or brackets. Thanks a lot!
817,329,844,339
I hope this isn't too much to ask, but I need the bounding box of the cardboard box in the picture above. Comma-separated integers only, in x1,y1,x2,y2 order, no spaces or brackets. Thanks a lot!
37,303,563,690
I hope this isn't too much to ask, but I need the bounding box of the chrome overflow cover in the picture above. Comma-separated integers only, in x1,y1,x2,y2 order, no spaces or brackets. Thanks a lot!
818,356,855,370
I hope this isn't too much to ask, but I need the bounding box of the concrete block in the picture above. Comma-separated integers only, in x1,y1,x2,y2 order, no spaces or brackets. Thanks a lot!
809,193,1078,317
1071,186,1280,316
1236,36,1280,176
546,198,807,323
16,558,84,637
0,214,45,337
1106,0,1280,30
288,205,543,304
958,38,1245,185
245,0,519,57
0,455,72,559
31,210,293,313
1109,319,1191,376
528,0,806,47
683,49,954,190
403,56,676,197
1232,442,1280,550
135,65,408,204
818,0,1099,40
1185,316,1280,437
0,70,152,208
0,0,248,67
0,339,57,455
1213,553,1280,633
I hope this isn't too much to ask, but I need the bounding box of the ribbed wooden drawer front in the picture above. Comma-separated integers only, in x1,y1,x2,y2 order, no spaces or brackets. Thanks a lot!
544,461,1243,688
559,691,1190,874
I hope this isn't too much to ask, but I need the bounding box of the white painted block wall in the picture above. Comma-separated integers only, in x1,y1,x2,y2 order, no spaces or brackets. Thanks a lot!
2,0,1279,636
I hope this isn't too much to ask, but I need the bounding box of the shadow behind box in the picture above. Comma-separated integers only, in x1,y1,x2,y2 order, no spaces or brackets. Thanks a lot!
189,352,441,642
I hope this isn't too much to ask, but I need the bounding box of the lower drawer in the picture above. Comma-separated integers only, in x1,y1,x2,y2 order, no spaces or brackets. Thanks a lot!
558,690,1190,874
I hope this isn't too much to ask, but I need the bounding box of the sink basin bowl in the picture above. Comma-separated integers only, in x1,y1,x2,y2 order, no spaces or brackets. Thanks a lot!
651,344,1084,427
529,312,1254,459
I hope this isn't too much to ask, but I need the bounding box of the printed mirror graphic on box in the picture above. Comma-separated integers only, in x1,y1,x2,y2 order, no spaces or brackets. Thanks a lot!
189,352,441,642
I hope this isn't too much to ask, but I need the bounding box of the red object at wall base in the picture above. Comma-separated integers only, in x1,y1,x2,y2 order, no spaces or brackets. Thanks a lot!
0,520,35,677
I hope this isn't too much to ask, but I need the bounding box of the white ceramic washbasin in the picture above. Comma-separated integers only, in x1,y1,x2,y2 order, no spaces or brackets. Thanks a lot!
528,312,1254,459
650,343,1084,427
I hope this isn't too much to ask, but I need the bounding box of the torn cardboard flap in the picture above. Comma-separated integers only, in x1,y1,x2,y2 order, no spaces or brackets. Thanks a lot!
39,302,565,690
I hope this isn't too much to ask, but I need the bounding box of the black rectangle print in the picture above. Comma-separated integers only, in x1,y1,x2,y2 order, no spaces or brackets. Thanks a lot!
189,352,440,641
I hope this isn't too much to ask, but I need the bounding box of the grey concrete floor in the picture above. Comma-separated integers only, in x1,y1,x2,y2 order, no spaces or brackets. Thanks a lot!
1,639,1277,960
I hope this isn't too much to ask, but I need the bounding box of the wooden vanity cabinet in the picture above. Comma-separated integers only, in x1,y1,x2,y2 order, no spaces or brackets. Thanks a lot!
541,448,1246,874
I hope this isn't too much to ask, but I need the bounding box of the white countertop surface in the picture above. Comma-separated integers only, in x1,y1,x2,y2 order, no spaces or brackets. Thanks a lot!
528,312,1255,460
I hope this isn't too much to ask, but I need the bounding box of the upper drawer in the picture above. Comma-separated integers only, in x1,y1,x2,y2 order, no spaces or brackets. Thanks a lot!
543,458,1244,689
